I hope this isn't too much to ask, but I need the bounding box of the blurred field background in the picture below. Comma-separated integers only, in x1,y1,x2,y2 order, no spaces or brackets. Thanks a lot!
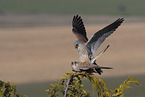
0,0,145,97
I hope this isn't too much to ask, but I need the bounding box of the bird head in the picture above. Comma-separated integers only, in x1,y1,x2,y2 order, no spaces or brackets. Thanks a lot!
74,40,84,49
71,61,80,72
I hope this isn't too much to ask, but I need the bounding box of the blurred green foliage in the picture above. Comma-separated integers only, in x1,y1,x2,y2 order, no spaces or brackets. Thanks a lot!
47,72,142,97
0,0,145,16
0,73,142,97
0,80,27,97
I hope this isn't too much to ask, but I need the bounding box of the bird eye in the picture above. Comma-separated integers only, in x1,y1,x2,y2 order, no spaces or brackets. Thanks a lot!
75,44,79,49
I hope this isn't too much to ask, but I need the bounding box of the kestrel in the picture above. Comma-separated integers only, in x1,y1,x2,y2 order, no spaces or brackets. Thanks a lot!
71,15,124,74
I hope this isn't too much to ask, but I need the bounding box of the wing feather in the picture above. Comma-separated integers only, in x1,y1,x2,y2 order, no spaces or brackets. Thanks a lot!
86,18,124,54
72,15,88,43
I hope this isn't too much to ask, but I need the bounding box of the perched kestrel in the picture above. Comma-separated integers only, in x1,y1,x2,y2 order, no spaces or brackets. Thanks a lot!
71,15,124,74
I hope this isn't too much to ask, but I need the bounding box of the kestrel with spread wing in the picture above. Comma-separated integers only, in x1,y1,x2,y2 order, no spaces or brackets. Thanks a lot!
71,15,124,74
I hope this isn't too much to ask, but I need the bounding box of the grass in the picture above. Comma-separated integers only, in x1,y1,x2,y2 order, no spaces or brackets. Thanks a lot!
0,0,145,16
16,74,145,97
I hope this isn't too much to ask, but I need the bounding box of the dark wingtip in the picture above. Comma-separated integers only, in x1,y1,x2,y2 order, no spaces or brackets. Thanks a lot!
117,18,125,23
106,44,110,50
102,44,110,53
108,17,124,30
72,15,88,41
73,15,81,22
73,14,80,18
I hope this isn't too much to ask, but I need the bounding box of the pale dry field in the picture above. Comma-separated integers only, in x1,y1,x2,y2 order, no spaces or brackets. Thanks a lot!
0,19,145,84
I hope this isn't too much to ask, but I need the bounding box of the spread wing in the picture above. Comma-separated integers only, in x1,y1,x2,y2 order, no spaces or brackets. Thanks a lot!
72,15,88,43
86,18,124,54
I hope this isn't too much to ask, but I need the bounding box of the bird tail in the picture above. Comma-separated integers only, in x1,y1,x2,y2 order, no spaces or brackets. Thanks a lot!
94,67,103,75
100,66,113,69
93,64,113,75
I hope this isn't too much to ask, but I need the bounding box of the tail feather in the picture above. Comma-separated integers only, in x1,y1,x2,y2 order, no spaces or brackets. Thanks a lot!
100,67,113,69
94,66,113,75
94,66,103,75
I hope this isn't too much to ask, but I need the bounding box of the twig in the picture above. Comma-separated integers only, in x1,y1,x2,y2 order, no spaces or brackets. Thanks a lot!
64,74,74,97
